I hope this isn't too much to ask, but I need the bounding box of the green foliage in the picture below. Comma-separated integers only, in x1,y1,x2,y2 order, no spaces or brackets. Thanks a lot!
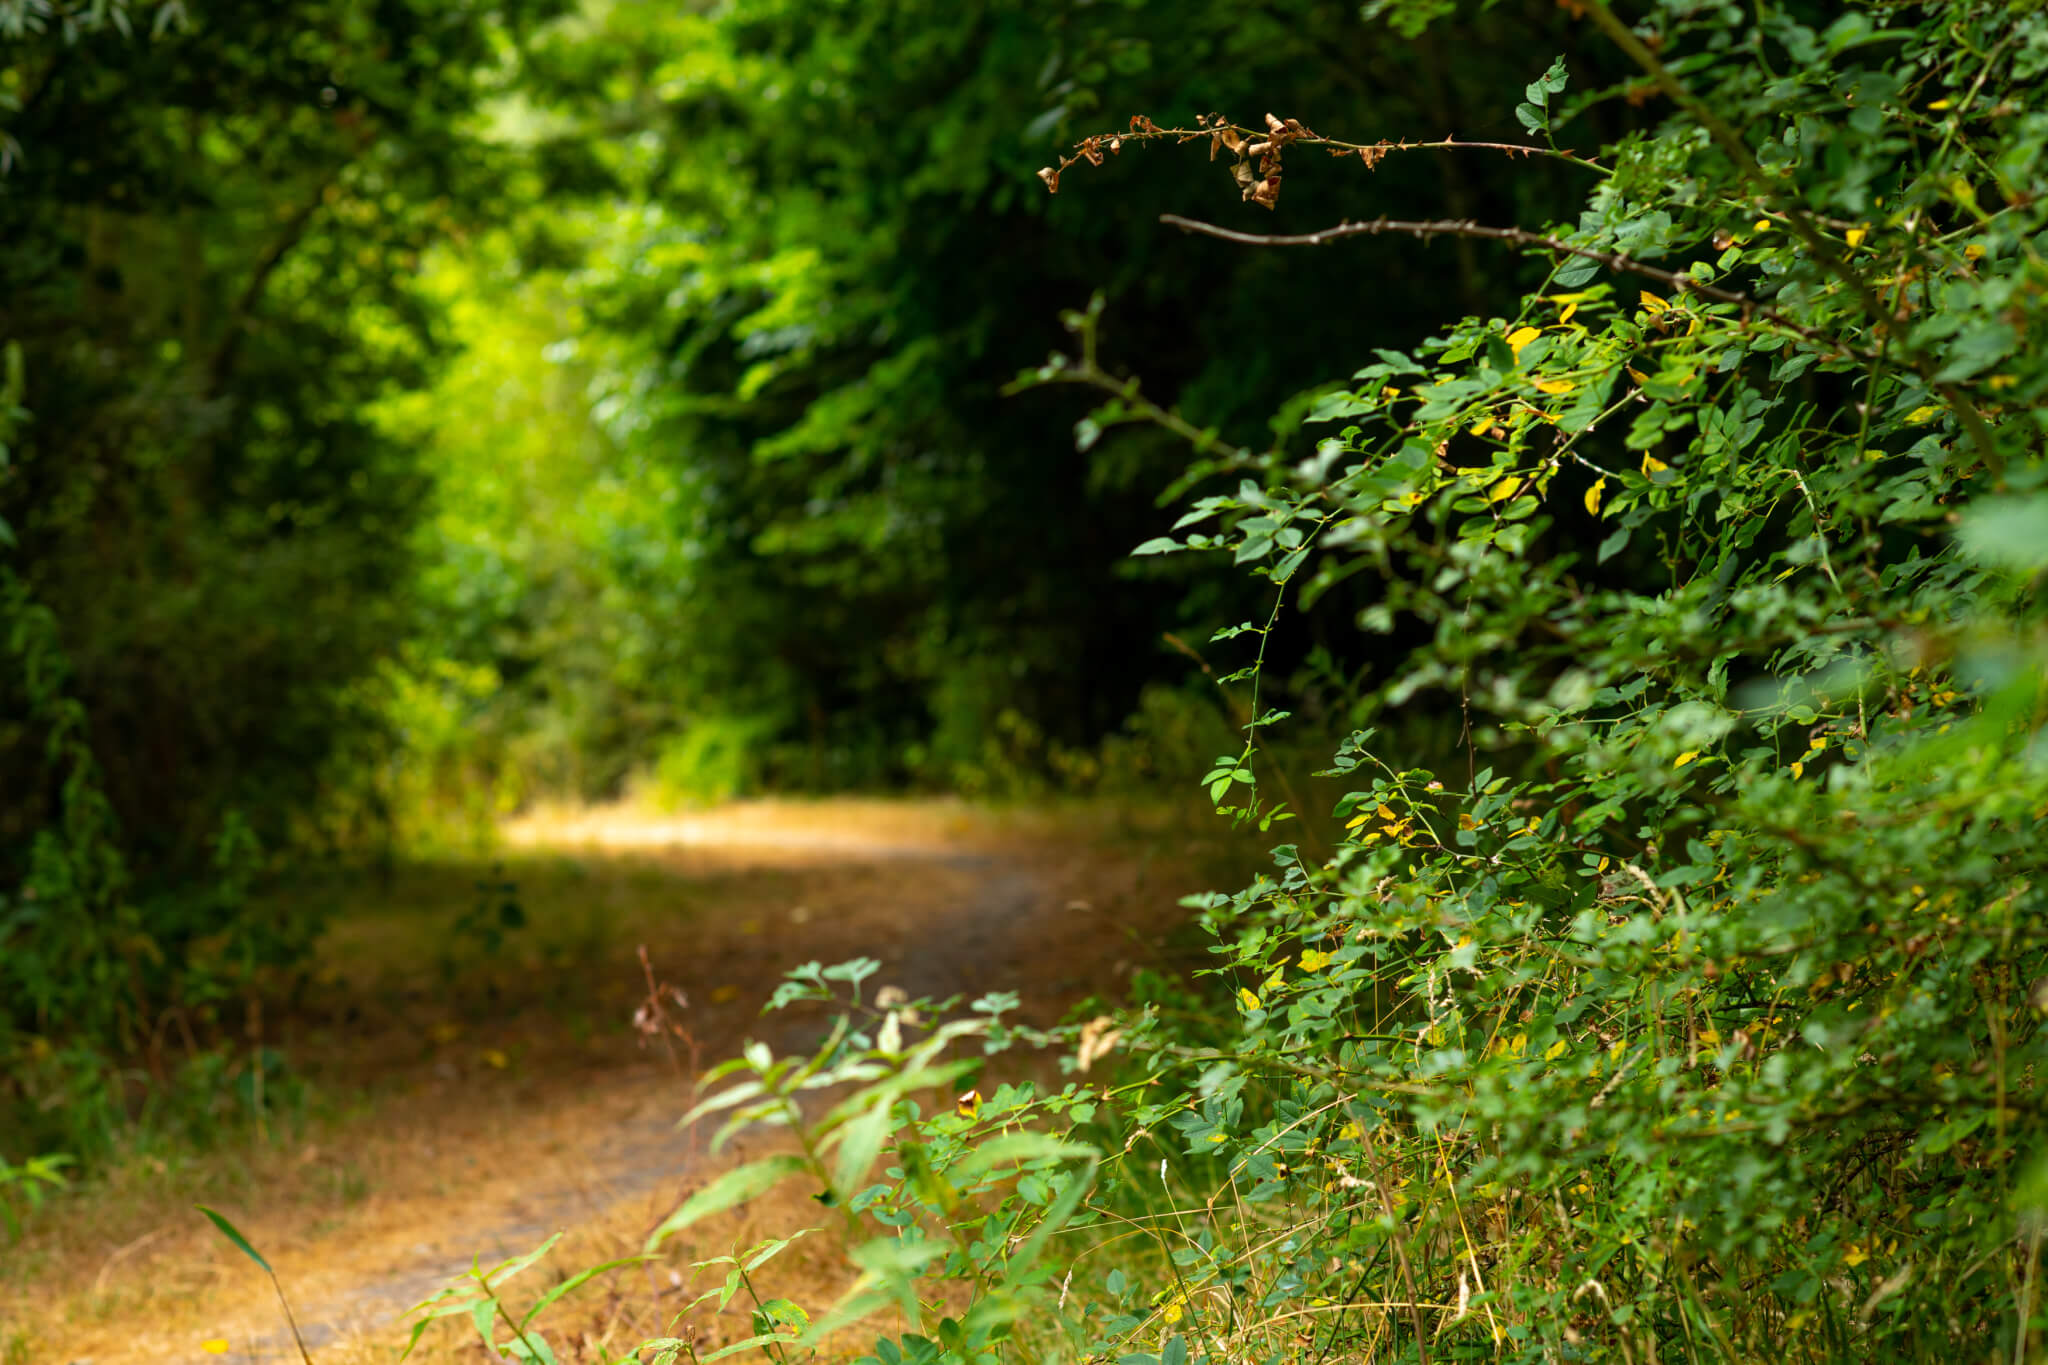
471,5,2048,1363
401,1231,646,1365
652,716,776,810
0,0,568,1131
0,1152,70,1243
578,967,1104,1365
479,0,1593,788
1017,0,2048,1355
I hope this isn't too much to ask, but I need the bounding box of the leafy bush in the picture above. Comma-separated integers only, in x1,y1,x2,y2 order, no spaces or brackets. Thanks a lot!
1018,0,2048,1351
651,716,777,810
476,4,2048,1362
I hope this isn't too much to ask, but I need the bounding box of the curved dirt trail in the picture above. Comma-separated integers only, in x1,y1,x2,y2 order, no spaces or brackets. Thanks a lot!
8,800,1212,1365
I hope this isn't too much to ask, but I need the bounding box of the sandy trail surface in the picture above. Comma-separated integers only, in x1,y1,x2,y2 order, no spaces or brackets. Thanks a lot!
4,800,1215,1365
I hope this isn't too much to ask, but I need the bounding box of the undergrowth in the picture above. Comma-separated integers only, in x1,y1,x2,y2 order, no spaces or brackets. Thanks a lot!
134,2,2048,1362
406,4,2048,1363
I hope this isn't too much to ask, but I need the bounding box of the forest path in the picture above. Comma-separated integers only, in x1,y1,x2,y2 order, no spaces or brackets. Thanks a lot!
7,800,1213,1365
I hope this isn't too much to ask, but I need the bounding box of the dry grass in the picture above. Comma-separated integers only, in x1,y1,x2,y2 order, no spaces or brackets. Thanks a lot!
1,797,1237,1364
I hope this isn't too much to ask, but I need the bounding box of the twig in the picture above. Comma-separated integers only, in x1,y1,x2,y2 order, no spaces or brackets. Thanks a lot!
91,1226,169,1298
1158,213,1845,352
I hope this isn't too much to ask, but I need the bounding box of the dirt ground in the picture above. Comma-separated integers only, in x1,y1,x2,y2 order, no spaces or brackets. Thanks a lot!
1,799,1238,1365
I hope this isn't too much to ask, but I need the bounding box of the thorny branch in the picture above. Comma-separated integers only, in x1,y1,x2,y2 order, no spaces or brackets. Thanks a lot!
1047,102,2005,474
1037,112,1600,211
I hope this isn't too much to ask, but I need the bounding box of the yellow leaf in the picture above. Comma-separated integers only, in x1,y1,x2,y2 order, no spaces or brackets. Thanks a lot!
1544,1038,1570,1060
1584,476,1607,517
1641,454,1670,477
1469,416,1497,438
1488,476,1523,503
1238,987,1262,1012
1752,217,1772,232
1627,366,1649,386
1845,225,1869,248
1534,377,1575,394
1906,405,1941,423
1842,1244,1870,1268
1298,949,1332,973
1928,98,1951,111
955,1089,982,1120
1790,761,1805,779
482,1049,509,1070
1506,325,1542,357
1638,290,1666,313
1344,811,1369,829
1337,1120,1363,1140
1458,812,1479,831
1674,750,1700,768
1264,967,1286,991
202,1343,231,1356
1376,803,1398,820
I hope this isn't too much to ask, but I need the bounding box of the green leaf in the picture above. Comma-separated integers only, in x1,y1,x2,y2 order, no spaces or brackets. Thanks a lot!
195,1205,272,1273
1004,1157,1098,1279
521,1254,654,1329
743,1229,817,1273
950,1132,1097,1185
832,1098,895,1198
1956,494,2048,573
646,1155,811,1251
1930,321,2015,383
479,1233,563,1291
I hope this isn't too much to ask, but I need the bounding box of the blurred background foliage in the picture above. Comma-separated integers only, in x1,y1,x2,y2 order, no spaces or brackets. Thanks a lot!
0,0,1602,1155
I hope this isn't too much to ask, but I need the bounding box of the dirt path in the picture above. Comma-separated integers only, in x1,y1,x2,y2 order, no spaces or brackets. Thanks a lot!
3,800,1219,1365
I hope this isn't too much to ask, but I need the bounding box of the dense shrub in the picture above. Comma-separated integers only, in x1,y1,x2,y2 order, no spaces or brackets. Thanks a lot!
458,3,2048,1362
0,0,565,1153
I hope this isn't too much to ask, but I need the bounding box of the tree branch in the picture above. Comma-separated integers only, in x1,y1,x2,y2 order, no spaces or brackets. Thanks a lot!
1157,212,1845,351
204,180,335,395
